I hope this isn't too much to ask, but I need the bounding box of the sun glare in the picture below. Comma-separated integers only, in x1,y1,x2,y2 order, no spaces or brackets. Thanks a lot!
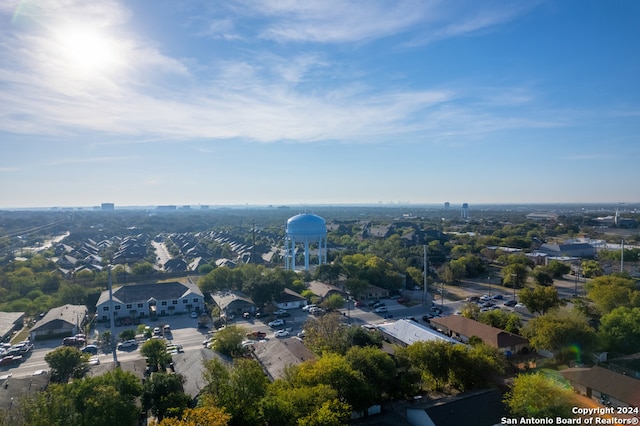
54,26,121,76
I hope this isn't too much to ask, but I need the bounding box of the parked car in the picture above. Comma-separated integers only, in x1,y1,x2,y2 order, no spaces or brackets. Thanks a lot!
274,329,290,338
373,302,386,308
491,294,504,300
374,306,388,313
117,339,138,350
466,296,480,302
479,295,491,301
153,327,161,336
190,311,199,318
302,304,317,312
273,309,287,315
268,319,285,328
81,345,98,355
397,297,409,304
276,311,291,318
503,300,517,307
88,356,100,366
246,331,267,340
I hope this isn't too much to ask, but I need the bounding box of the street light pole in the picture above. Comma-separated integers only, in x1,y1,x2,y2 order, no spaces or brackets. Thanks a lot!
511,273,517,302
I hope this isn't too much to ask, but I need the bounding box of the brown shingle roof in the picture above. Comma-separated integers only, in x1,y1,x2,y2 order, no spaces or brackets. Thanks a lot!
561,366,640,407
429,315,528,349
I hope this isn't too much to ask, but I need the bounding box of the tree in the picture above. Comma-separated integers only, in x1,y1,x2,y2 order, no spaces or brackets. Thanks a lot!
547,260,571,278
132,261,156,276
211,324,246,357
396,341,451,391
152,405,230,426
531,267,554,286
140,338,172,372
460,302,480,320
478,309,521,334
345,346,398,403
502,263,529,289
321,293,345,311
518,286,562,315
119,328,136,342
202,358,268,425
290,352,369,411
581,259,603,278
585,275,639,315
522,308,597,361
44,346,89,383
344,278,369,300
302,313,349,355
142,372,190,421
598,307,640,354
504,373,577,418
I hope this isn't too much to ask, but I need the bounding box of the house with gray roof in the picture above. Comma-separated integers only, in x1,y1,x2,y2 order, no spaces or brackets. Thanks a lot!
211,291,255,317
251,337,316,381
30,304,87,341
0,312,25,342
537,243,595,258
95,281,204,323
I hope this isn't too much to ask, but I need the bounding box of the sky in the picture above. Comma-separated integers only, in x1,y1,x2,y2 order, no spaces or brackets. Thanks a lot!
0,0,639,208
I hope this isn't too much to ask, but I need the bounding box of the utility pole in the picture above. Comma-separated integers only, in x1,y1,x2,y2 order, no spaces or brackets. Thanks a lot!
108,266,119,367
423,245,429,306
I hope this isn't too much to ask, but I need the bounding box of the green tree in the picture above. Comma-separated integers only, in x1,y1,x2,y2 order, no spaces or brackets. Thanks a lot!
504,373,576,418
302,313,349,355
599,307,640,354
396,341,451,391
581,259,603,278
518,286,562,315
585,275,639,315
531,267,554,286
547,260,571,278
44,346,89,383
132,261,156,276
202,358,268,426
211,324,246,357
344,278,369,300
142,372,190,421
119,329,137,342
502,263,529,289
321,293,345,311
140,338,172,372
478,309,521,334
460,302,480,320
522,308,597,361
345,346,398,404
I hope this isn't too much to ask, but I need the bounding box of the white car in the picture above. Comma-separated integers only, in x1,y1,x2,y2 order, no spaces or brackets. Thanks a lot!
117,339,138,350
88,356,100,366
374,306,388,313
268,319,285,328
302,304,317,312
479,295,491,301
190,311,198,318
274,329,290,338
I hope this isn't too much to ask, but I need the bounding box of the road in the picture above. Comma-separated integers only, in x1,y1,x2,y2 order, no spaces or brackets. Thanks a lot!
151,241,172,270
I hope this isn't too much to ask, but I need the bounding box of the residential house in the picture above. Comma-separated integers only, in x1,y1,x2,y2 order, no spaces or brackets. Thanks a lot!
561,366,640,408
95,281,204,323
0,312,25,342
30,304,87,341
429,315,530,355
377,319,460,347
307,280,347,301
274,288,307,310
211,291,255,318
163,258,188,273
251,337,316,381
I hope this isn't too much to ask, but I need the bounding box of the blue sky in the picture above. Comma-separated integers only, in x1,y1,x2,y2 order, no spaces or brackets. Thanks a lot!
1,0,639,208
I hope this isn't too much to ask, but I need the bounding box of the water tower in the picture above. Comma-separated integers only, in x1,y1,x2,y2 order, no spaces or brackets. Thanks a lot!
284,213,327,271
461,203,469,220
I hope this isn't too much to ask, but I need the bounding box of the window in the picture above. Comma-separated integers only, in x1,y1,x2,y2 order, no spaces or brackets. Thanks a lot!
115,305,121,310
183,299,188,304
126,304,132,309
103,306,109,311
172,300,178,305
138,303,143,308
192,298,199,303
161,301,167,306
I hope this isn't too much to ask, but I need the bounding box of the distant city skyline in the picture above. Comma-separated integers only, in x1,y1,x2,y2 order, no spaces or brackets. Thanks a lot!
1,1,639,208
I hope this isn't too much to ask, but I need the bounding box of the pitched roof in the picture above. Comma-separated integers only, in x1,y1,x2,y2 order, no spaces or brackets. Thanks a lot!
96,281,203,305
560,366,640,407
429,315,529,349
251,337,315,381
31,304,87,332
307,280,345,299
377,319,460,346
275,288,306,304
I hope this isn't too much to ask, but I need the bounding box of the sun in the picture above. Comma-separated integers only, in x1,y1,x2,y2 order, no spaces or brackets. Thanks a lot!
54,26,121,76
